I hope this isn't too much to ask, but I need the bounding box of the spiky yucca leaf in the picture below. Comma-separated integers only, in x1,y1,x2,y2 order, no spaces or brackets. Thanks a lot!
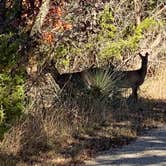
89,69,116,97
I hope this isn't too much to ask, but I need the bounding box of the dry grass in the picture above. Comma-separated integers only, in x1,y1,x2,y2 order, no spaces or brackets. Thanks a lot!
0,106,79,165
142,64,166,100
0,64,165,165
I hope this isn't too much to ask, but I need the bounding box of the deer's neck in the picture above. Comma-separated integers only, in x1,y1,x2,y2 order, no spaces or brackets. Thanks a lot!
140,61,148,76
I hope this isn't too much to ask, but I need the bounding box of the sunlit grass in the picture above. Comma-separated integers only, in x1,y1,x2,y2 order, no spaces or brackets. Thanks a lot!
142,65,166,100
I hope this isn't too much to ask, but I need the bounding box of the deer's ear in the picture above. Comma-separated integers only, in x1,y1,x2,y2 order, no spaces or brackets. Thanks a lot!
138,53,143,58
145,52,149,57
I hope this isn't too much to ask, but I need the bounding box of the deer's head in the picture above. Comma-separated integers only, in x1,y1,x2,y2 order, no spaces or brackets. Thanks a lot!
139,52,149,61
138,52,149,70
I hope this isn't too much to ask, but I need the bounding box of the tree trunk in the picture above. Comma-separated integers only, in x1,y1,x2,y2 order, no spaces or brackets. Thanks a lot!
30,0,50,36
0,0,6,33
134,0,142,25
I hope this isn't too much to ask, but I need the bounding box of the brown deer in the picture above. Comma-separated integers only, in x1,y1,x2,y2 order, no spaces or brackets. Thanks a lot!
56,63,115,90
112,52,149,102
55,65,96,89
50,52,148,102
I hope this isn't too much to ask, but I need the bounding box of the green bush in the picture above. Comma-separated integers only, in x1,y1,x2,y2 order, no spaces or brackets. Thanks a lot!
97,5,158,59
0,32,25,138
0,73,25,137
0,33,22,70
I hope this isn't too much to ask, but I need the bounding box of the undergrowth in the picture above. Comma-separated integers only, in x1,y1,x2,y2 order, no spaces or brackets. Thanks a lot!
0,64,165,165
0,33,25,138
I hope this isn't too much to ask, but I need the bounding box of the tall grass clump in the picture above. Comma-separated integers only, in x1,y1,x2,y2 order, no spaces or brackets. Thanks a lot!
142,64,166,100
0,104,80,159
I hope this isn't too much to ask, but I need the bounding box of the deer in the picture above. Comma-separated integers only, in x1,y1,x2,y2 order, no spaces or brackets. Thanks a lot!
48,52,148,102
54,65,96,89
111,52,149,102
56,62,115,90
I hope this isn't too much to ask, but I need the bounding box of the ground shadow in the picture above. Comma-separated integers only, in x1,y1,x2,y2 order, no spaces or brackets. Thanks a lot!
18,114,51,163
85,125,166,165
60,94,166,165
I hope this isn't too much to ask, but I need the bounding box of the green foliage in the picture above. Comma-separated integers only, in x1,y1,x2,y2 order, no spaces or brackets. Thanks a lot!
53,2,162,68
0,32,25,137
97,6,158,59
55,44,68,58
0,73,25,137
54,44,71,68
0,33,22,70
99,4,117,39
135,18,157,35
54,40,95,69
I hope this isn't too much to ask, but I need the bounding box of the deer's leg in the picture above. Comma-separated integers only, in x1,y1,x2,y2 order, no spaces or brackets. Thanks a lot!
132,86,138,102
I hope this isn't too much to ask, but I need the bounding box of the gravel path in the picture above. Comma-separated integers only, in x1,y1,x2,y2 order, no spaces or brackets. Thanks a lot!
85,125,166,166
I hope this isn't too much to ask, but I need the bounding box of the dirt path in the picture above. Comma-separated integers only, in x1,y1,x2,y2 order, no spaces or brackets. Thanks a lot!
85,125,166,166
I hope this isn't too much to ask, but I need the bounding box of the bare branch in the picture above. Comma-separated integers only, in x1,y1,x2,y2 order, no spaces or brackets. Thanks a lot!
30,0,50,36
134,0,142,25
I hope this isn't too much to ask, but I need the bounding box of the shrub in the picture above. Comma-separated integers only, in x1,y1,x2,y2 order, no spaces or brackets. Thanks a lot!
0,73,25,138
0,33,22,70
97,4,158,59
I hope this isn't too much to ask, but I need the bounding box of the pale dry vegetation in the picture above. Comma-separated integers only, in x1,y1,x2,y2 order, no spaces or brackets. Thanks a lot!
142,63,166,100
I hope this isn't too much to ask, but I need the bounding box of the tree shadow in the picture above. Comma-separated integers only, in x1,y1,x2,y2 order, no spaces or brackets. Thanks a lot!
85,125,166,165
83,98,166,165
59,95,166,164
90,156,166,166
1,71,165,165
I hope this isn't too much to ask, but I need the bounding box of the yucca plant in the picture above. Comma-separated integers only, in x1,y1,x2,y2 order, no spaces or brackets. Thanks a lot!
88,69,117,99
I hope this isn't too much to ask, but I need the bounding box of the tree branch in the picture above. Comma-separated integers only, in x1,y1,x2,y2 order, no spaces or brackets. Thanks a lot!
30,0,50,36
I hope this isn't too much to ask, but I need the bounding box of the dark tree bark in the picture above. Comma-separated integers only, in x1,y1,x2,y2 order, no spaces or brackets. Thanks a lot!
0,0,6,33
